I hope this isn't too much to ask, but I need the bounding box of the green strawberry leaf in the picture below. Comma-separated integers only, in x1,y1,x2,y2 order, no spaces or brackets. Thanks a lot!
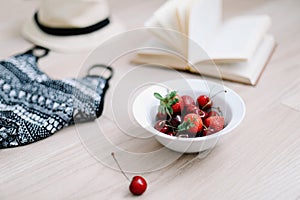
177,118,195,132
167,106,173,115
154,92,163,100
154,90,179,118
168,91,177,99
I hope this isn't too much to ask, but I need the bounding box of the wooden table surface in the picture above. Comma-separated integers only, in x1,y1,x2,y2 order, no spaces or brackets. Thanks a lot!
1,0,300,199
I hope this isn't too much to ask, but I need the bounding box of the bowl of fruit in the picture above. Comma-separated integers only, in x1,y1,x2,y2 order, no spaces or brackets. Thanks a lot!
132,79,245,153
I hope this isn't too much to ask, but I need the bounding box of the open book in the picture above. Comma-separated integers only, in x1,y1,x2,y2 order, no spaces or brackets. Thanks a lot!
132,0,275,85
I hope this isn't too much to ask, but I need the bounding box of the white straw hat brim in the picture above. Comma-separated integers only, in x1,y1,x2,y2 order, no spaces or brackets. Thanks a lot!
22,16,125,53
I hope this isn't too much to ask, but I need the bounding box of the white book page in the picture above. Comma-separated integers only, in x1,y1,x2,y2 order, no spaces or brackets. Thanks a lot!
145,0,187,55
193,35,275,85
132,35,275,84
188,0,222,63
153,0,181,32
176,0,195,35
208,15,271,61
137,39,183,56
145,18,179,51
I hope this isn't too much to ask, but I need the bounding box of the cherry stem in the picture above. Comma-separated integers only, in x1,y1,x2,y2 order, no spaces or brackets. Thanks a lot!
211,106,223,116
210,90,227,99
111,152,130,182
202,100,212,110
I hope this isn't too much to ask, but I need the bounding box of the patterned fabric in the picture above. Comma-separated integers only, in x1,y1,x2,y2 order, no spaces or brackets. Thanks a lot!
0,47,112,148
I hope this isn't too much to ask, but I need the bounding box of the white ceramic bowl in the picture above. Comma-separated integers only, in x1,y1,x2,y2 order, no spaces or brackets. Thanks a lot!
132,79,246,153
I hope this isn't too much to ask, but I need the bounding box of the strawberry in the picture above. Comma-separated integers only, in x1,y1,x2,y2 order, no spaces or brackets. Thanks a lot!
171,100,181,114
204,116,225,132
178,113,203,134
154,91,182,117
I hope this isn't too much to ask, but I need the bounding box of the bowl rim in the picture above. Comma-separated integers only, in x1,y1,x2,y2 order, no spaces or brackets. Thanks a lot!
132,78,246,142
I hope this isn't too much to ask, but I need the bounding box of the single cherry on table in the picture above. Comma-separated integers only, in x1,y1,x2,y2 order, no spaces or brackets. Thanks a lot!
129,176,147,195
111,152,147,196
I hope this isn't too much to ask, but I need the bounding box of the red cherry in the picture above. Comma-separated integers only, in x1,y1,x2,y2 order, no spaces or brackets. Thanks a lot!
185,105,205,117
202,128,217,136
166,131,176,136
156,112,168,120
207,110,219,118
181,95,195,108
129,176,147,195
201,110,219,120
197,95,212,110
154,120,169,134
201,110,209,119
111,153,147,196
169,114,182,128
197,90,227,110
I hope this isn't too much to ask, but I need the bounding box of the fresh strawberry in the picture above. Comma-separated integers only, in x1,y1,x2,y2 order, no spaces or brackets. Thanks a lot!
204,116,225,132
171,101,181,114
154,91,182,116
178,113,203,134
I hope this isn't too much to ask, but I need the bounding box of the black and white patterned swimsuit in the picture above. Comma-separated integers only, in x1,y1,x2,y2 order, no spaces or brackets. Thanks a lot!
0,47,112,148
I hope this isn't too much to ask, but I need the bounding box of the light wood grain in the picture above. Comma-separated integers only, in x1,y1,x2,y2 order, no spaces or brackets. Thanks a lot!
1,0,300,199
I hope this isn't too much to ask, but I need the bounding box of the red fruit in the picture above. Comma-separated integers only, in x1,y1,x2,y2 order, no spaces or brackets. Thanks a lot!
169,114,182,127
185,105,205,117
207,110,219,118
202,127,217,136
181,113,203,134
154,91,182,115
197,95,212,110
111,153,147,196
129,176,147,195
181,95,195,107
171,101,181,114
204,116,225,132
202,110,220,120
201,110,209,119
154,120,169,134
156,112,168,120
166,131,176,136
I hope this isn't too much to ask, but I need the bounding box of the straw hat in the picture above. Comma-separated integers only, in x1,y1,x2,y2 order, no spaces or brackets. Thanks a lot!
22,0,124,52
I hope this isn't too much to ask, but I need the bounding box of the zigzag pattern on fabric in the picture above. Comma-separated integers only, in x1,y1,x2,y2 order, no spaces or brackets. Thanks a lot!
0,50,109,148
